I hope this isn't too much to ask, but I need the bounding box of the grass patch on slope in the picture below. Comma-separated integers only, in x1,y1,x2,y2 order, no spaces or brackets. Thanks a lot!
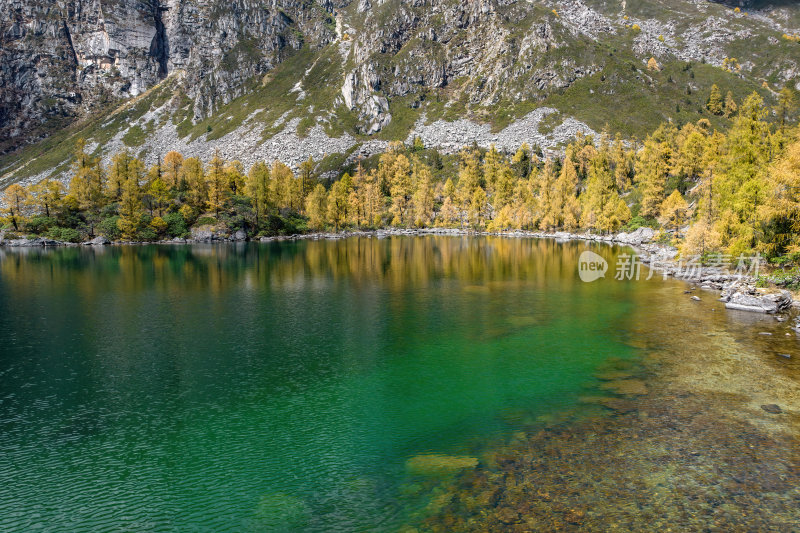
184,44,357,142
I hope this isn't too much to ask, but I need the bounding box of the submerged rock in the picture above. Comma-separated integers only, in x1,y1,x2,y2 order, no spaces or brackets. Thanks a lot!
594,371,634,381
599,379,648,396
420,392,800,533
580,396,638,413
405,454,478,476
495,507,521,525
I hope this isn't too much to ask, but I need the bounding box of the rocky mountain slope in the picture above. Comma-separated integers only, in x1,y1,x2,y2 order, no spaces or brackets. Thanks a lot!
1,0,336,152
1,0,799,187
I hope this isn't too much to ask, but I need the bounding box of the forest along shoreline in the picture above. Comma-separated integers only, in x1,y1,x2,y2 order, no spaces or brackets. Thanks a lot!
3,225,798,327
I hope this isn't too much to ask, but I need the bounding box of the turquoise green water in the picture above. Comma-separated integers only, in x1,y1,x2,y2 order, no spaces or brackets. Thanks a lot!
0,237,642,531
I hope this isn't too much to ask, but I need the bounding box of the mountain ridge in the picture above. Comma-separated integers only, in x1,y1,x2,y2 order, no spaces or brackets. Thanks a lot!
1,0,798,188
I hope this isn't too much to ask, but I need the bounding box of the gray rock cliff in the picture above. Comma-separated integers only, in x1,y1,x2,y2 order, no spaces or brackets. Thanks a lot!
1,0,336,152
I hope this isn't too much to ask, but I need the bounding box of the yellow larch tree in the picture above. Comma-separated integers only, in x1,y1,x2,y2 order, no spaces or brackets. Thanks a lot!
305,183,328,230
2,184,29,231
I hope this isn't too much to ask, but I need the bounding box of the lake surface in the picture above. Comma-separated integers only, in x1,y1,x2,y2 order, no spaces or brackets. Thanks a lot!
1,237,798,531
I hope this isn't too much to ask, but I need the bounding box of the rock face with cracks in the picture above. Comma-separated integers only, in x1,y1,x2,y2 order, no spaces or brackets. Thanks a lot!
0,0,335,153
2,0,800,176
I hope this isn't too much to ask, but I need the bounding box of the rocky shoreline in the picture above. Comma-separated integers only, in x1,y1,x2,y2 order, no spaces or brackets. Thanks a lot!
2,226,796,320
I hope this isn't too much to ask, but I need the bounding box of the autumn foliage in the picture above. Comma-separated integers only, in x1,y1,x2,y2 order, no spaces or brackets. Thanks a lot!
2,91,799,262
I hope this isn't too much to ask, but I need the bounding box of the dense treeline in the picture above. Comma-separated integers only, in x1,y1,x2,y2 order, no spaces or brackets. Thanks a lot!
2,91,799,260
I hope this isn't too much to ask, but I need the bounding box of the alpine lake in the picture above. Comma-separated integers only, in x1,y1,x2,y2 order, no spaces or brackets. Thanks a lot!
1,236,798,532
